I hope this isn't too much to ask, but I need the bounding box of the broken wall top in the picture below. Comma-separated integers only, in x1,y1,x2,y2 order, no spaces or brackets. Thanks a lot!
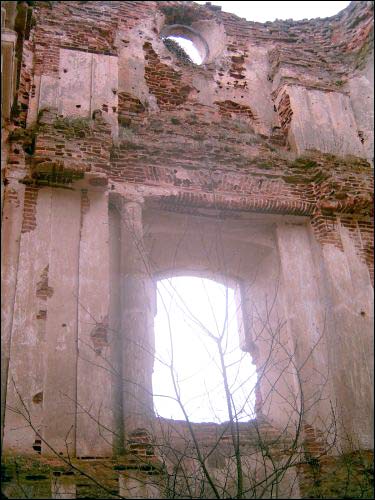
7,0,374,221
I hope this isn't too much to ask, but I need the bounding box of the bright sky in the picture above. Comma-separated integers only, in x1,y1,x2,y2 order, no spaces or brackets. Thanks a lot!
194,1,351,22
153,277,257,423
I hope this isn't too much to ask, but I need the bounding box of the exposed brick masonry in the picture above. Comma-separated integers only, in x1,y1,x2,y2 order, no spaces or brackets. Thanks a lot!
29,112,112,186
21,186,39,233
7,0,372,278
2,1,373,497
36,265,54,300
276,92,293,139
214,100,257,121
143,41,191,109
118,92,146,128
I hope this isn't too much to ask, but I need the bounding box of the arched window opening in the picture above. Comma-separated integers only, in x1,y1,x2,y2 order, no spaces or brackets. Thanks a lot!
153,276,257,423
160,24,209,65
162,36,203,65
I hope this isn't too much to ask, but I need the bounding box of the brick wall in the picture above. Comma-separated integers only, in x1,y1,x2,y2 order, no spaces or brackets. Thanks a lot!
1,4,373,496
21,186,38,233
143,41,192,109
4,0,372,289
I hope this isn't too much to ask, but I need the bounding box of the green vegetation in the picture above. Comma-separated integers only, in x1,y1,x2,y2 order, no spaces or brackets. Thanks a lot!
8,124,41,155
160,4,198,26
302,450,374,499
291,157,318,169
52,116,92,139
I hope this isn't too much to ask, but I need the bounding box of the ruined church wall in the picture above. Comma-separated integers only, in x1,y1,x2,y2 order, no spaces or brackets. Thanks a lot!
1,3,373,492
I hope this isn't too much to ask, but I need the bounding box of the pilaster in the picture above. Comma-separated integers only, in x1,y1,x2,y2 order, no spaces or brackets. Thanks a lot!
119,198,156,439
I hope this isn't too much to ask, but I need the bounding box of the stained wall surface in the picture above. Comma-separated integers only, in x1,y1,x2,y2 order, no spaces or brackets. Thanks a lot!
1,1,373,498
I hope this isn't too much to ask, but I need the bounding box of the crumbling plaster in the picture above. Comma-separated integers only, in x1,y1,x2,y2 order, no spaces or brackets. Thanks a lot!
1,1,374,498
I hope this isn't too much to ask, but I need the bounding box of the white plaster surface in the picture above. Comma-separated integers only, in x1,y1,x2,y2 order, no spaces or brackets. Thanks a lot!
347,55,374,162
36,49,119,136
3,187,52,453
42,189,81,456
76,190,113,457
286,86,365,157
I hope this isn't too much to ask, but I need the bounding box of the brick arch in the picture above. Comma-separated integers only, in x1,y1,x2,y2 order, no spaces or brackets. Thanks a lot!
160,24,209,63
143,207,276,285
154,268,238,290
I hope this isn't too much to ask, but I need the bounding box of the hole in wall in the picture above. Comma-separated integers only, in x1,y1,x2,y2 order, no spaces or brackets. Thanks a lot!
153,276,257,423
25,474,47,480
32,391,43,404
162,35,203,64
160,23,209,65
32,438,42,454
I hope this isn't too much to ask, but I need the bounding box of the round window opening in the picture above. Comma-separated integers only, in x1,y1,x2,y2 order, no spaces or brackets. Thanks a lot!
161,24,209,65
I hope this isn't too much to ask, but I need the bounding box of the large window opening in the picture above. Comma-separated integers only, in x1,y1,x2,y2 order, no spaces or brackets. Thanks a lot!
153,276,257,423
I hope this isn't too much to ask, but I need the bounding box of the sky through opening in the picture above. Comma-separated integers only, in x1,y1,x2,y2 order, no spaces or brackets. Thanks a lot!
153,277,257,423
165,36,203,64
